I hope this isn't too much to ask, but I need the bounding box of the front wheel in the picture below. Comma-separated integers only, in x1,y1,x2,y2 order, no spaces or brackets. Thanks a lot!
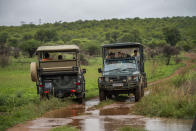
99,89,106,101
141,85,144,97
135,84,141,102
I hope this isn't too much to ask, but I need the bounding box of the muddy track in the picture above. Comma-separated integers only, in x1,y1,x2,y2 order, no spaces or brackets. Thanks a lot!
7,53,195,131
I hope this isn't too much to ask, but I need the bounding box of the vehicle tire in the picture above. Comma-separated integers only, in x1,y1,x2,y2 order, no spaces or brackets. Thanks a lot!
107,94,112,99
141,85,144,97
99,89,106,101
78,93,85,104
30,62,38,82
135,84,141,102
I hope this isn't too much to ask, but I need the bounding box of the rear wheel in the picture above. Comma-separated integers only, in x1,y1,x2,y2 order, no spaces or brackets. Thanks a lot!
78,93,85,104
99,89,106,101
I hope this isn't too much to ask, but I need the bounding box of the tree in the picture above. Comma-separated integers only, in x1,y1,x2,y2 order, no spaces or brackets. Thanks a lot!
20,39,40,57
162,45,180,65
86,43,100,56
0,32,8,45
163,27,181,46
118,29,142,43
34,29,58,42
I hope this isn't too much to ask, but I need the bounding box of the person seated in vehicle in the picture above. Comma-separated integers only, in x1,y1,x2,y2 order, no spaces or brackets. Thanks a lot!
117,52,122,58
58,55,63,60
42,52,52,61
107,52,115,59
133,50,140,62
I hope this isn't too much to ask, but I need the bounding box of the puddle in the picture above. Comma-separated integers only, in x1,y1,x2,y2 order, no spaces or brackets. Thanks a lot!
43,105,85,118
68,97,193,131
43,97,193,131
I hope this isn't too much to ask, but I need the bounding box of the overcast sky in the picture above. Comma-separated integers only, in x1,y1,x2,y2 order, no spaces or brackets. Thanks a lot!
0,0,196,26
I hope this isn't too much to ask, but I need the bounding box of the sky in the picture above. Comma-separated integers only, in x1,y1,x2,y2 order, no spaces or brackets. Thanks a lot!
0,0,196,26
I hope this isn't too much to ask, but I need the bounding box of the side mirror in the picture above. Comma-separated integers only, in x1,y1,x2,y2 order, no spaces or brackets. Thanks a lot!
82,69,86,74
98,68,102,73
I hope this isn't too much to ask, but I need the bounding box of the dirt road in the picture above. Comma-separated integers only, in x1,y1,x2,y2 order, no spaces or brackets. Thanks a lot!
7,53,196,131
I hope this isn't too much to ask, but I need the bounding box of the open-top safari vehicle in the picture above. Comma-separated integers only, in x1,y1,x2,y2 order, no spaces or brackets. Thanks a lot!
30,45,86,103
98,42,147,102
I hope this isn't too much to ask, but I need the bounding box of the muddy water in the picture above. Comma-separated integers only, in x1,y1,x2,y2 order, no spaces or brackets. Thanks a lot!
7,98,193,131
67,98,192,131
43,98,193,131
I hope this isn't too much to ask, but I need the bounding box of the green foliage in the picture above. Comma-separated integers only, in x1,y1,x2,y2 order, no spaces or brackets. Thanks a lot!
23,33,33,40
163,27,181,46
34,29,58,42
19,39,41,57
0,32,8,44
0,16,196,57
8,37,19,47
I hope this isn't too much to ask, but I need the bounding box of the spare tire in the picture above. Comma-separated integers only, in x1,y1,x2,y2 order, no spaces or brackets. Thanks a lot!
30,62,38,82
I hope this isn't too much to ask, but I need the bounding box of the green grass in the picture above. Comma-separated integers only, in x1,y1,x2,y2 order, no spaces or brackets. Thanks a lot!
118,126,147,131
82,57,102,99
145,57,184,82
50,125,79,131
133,69,196,119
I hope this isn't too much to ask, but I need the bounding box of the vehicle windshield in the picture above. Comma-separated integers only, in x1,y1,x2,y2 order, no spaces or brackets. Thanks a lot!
103,59,138,76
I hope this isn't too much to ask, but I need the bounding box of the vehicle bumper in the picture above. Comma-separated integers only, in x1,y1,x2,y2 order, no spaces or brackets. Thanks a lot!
98,81,138,91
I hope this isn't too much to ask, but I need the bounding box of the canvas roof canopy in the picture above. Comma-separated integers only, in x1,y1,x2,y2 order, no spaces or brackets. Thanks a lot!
102,42,142,48
36,45,79,52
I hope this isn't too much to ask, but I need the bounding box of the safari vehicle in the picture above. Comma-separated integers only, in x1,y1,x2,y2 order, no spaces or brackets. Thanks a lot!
30,45,86,103
98,42,147,102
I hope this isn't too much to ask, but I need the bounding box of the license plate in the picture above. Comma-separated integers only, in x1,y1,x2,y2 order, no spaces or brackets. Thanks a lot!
113,83,123,87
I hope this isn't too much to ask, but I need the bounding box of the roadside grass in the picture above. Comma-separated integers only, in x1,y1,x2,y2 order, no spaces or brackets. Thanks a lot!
118,126,147,131
0,97,72,131
50,125,79,131
133,69,196,119
145,57,184,82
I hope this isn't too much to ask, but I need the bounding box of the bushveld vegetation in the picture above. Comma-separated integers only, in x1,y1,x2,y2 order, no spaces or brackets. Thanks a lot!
0,17,196,64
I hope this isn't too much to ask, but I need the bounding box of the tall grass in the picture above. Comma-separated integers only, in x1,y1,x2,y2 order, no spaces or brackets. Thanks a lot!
0,98,72,130
134,70,196,119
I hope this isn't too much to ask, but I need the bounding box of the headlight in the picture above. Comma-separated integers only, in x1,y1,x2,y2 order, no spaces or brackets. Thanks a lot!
105,77,109,82
132,75,137,80
98,77,104,83
127,76,132,81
